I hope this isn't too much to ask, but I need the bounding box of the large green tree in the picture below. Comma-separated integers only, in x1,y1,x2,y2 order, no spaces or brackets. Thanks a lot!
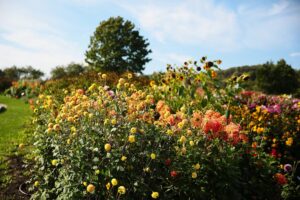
85,16,152,73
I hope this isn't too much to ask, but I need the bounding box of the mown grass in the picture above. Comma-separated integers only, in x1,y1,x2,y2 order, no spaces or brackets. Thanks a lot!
0,95,32,196
0,95,32,157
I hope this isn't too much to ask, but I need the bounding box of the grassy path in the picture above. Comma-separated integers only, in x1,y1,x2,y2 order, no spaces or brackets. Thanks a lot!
0,95,32,156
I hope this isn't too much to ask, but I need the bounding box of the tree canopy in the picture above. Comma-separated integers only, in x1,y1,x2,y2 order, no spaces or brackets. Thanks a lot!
50,63,85,79
256,59,299,94
85,16,152,74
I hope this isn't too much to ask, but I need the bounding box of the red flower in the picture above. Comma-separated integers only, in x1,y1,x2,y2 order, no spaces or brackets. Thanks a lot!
274,173,287,185
165,159,171,166
170,170,178,178
271,149,277,158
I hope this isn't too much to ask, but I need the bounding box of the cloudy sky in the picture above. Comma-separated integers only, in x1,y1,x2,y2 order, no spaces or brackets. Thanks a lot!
0,0,300,75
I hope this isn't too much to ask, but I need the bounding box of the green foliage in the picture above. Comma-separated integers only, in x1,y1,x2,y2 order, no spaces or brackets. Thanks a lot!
256,59,299,94
85,16,151,74
1,66,44,80
50,66,68,80
50,63,85,79
219,59,299,95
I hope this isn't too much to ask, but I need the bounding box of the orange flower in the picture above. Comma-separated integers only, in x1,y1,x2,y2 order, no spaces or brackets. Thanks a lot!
202,119,223,134
274,173,287,185
191,112,202,128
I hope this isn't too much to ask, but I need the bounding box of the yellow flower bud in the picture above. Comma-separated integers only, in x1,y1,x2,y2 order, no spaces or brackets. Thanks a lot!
34,181,39,187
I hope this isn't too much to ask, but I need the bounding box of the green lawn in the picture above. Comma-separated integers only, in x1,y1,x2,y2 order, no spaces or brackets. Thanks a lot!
0,95,32,156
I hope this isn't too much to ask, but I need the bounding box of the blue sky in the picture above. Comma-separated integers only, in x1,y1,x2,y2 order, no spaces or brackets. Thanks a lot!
0,0,300,75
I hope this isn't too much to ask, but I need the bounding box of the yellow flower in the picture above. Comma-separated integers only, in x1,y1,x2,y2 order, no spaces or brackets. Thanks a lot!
130,127,137,134
104,118,109,125
51,159,58,166
179,136,187,143
104,143,111,152
121,156,127,161
286,137,293,146
118,186,126,195
257,127,264,134
87,184,95,193
83,181,87,186
34,181,39,187
150,80,156,87
95,169,100,175
71,126,76,132
53,124,60,131
111,178,118,186
177,121,185,129
118,78,125,84
67,139,71,145
189,140,195,146
106,182,111,190
150,153,156,160
111,118,117,125
127,73,133,79
181,147,187,154
192,172,197,179
151,191,159,199
19,143,24,149
166,129,173,135
128,135,136,143
194,163,201,170
102,74,107,79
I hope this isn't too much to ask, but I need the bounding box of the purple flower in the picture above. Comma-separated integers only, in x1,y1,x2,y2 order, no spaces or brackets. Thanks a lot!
248,103,256,110
273,104,281,114
292,99,299,104
284,164,292,172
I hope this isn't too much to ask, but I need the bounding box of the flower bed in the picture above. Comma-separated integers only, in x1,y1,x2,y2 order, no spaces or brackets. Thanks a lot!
28,58,299,199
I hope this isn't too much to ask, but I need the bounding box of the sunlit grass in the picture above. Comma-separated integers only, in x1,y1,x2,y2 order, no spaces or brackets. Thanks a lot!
0,95,32,157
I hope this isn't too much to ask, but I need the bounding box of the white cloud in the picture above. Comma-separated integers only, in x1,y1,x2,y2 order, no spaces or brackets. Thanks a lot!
123,0,240,51
290,52,300,57
0,1,84,76
122,0,300,51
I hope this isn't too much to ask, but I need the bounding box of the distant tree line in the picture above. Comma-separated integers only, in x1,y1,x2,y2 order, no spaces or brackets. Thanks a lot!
0,66,44,92
219,59,300,96
50,63,86,79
